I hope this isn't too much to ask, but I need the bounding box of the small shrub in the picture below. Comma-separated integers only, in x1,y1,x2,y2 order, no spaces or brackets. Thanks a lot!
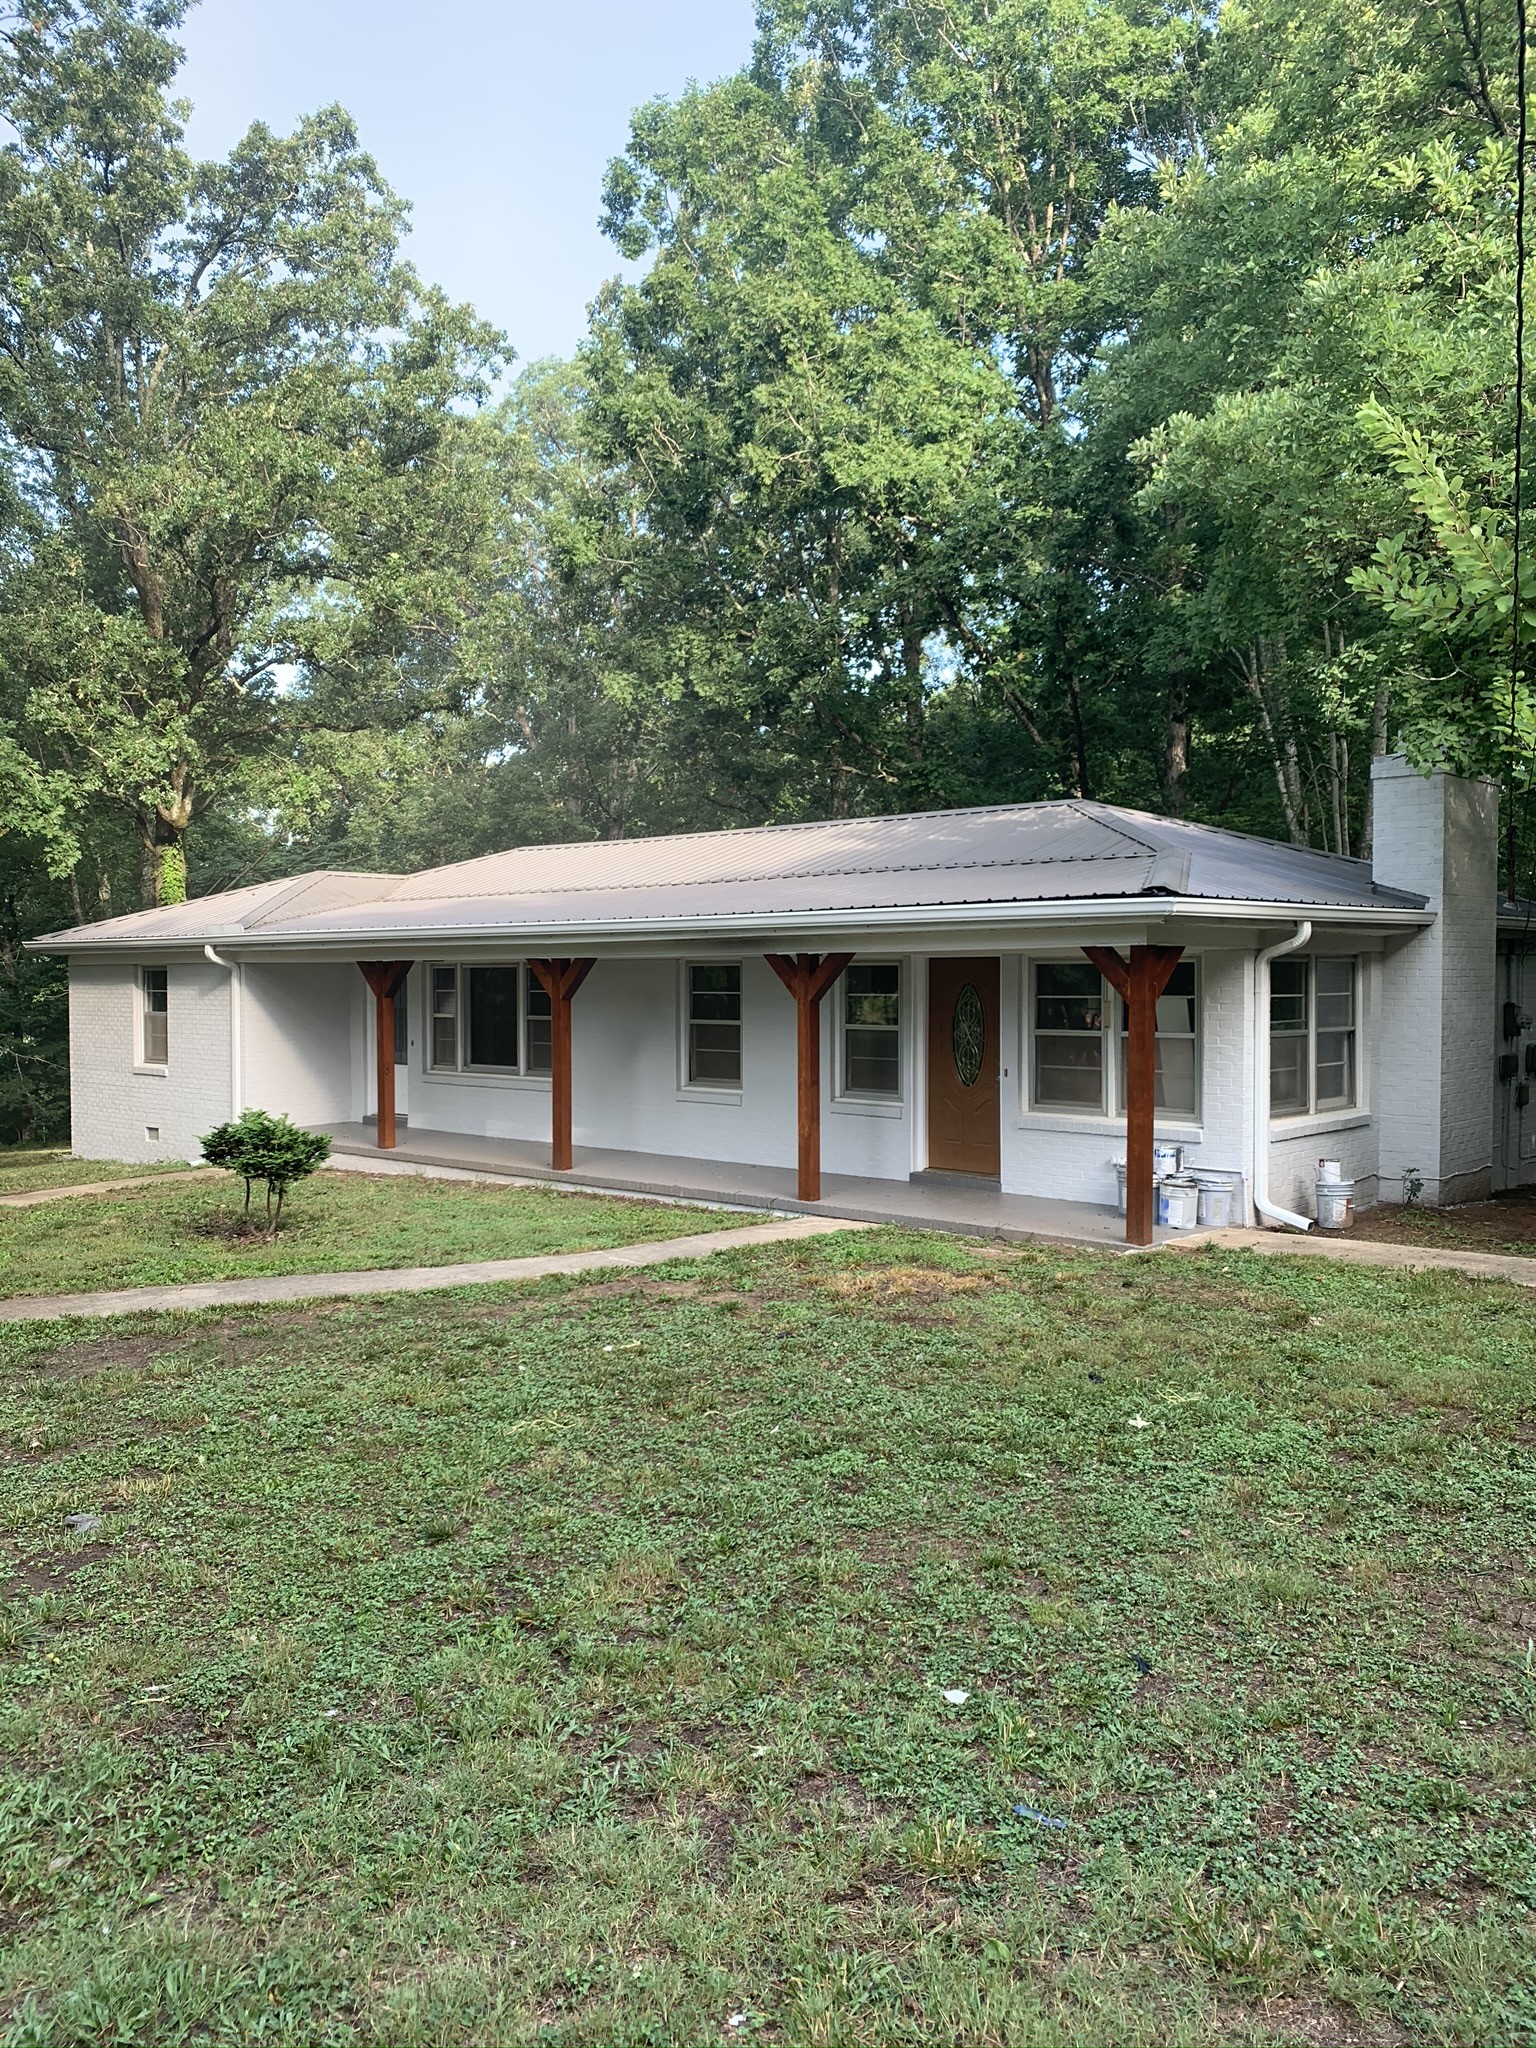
199,1110,331,1235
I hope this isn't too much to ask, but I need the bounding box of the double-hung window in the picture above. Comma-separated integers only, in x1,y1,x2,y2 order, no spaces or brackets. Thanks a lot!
1270,957,1357,1115
1032,959,1202,1119
428,965,547,1076
686,963,742,1087
140,967,168,1066
842,962,901,1097
1117,962,1199,1120
1032,963,1109,1109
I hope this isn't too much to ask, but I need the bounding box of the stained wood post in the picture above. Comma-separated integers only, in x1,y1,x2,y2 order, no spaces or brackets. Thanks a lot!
1083,943,1183,1246
358,961,413,1149
527,958,596,1170
765,952,854,1201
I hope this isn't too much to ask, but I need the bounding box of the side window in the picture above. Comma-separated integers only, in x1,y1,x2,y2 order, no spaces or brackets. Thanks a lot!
1270,957,1358,1115
842,962,901,1096
525,968,552,1076
1118,961,1199,1119
140,967,168,1065
1032,962,1106,1110
430,967,460,1070
687,963,742,1087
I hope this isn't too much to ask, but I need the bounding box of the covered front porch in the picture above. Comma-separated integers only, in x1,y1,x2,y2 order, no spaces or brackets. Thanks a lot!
319,1122,1208,1249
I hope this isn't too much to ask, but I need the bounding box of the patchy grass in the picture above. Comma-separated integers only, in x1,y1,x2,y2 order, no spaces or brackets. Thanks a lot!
1,1230,1533,2045
0,1147,194,1198
1349,1189,1536,1258
0,1171,745,1296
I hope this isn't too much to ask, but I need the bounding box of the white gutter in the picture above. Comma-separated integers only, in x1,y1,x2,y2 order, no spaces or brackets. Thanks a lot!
1252,921,1313,1232
203,945,243,1117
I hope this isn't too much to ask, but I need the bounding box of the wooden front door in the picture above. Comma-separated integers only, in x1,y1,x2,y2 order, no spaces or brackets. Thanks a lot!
927,957,1001,1176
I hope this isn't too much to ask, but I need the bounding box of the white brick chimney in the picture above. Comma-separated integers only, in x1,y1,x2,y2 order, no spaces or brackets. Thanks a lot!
1371,755,1498,1206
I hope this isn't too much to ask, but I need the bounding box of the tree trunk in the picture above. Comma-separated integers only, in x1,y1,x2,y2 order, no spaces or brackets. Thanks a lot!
1163,674,1190,816
1360,672,1391,860
138,809,190,908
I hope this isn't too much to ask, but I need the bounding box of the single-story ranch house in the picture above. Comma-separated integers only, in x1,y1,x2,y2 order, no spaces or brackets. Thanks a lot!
32,755,1536,1244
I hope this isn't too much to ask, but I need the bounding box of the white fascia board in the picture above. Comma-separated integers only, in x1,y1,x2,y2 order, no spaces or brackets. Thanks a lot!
37,894,1433,960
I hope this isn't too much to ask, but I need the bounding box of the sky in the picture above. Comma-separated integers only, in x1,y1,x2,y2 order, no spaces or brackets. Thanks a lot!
175,0,757,368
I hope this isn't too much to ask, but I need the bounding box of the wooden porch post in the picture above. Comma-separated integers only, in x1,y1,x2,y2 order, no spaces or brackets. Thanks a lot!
1083,944,1183,1246
765,952,854,1201
527,958,596,1170
358,961,413,1150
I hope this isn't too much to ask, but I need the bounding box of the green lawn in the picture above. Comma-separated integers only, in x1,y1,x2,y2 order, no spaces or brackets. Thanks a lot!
0,1147,195,1198
0,1170,744,1297
2,1230,1533,2046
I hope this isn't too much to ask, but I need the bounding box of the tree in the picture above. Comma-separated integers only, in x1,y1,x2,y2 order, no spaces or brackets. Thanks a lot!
0,0,510,906
200,1109,330,1233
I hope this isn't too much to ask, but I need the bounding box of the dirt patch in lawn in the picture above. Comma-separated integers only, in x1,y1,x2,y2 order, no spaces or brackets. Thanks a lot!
1347,1188,1536,1254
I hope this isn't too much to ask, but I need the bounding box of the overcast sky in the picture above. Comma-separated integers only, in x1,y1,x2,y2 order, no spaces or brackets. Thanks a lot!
175,0,756,367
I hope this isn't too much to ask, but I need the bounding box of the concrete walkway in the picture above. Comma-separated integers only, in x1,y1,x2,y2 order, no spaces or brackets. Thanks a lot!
1170,1225,1536,1290
0,1213,868,1323
0,1168,219,1209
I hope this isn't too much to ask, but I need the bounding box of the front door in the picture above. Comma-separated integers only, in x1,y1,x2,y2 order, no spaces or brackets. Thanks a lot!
927,957,1001,1176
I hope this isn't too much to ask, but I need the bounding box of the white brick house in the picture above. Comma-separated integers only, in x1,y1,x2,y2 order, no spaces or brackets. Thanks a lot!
33,755,1533,1238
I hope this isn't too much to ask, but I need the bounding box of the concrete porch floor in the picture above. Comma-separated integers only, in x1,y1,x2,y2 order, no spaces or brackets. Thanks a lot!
319,1123,1208,1249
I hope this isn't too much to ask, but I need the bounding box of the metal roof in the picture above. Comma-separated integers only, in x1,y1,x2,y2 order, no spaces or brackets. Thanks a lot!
31,799,1428,951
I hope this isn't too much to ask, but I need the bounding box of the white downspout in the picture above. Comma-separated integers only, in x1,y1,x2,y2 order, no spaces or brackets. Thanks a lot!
204,945,243,1117
1253,921,1313,1231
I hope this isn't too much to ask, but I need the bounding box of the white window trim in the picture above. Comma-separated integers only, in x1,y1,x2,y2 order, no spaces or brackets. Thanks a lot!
135,965,170,1074
1023,955,1202,1124
424,963,547,1081
1269,955,1361,1123
833,958,905,1110
676,958,744,1101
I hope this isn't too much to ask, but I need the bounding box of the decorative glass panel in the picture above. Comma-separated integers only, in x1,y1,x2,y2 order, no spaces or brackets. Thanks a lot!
141,968,168,1065
466,966,519,1070
952,983,984,1088
843,963,900,1095
688,963,741,1085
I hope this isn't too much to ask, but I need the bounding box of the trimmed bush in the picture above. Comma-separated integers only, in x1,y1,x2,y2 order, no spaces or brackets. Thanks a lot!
199,1110,331,1233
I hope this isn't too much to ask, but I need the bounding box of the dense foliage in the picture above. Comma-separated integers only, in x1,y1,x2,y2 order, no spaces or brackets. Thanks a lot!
199,1109,331,1231
0,0,1527,1137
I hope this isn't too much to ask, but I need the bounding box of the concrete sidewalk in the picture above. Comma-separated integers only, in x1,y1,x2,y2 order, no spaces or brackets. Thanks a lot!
0,1169,219,1208
0,1213,868,1324
1169,1226,1536,1290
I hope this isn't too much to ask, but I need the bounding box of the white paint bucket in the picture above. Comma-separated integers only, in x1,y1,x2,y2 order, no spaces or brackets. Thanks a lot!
1315,1179,1354,1230
1152,1142,1182,1179
1156,1176,1200,1229
1193,1173,1236,1227
1112,1159,1127,1215
1316,1157,1343,1182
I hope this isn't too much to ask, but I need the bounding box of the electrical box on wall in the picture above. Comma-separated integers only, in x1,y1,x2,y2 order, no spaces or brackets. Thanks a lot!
1505,1001,1523,1040
1498,1053,1519,1082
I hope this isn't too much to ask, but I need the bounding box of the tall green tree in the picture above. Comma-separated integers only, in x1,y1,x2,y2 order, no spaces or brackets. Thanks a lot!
0,0,510,904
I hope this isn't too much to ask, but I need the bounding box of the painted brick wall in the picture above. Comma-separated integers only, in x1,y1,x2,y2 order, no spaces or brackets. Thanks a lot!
242,963,359,1126
68,958,232,1163
1372,757,1498,1205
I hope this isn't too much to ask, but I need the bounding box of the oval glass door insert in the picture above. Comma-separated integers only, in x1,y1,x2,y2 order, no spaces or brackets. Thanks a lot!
952,983,985,1088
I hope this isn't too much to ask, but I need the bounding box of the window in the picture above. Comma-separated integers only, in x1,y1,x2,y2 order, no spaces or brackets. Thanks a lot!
427,964,546,1076
1117,961,1199,1120
1032,962,1107,1109
842,962,901,1096
392,974,409,1064
687,963,742,1087
465,965,519,1070
1270,956,1357,1116
140,968,168,1065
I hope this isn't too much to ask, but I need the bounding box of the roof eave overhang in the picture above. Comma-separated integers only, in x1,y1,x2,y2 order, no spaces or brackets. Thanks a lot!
29,893,1433,958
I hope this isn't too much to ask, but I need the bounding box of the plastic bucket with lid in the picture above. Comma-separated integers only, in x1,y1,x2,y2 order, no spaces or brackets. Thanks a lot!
1316,1157,1343,1182
1156,1176,1200,1230
1315,1179,1354,1230
1193,1172,1237,1228
1152,1141,1182,1179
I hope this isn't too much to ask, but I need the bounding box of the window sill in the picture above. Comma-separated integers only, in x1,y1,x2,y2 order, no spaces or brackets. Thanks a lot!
132,1064,169,1078
1015,1110,1204,1141
675,1085,743,1106
1269,1109,1370,1139
420,1069,550,1092
831,1095,905,1119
